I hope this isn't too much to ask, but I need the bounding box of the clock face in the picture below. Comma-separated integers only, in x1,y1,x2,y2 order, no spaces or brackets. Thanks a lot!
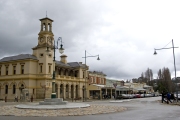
39,37,44,43
48,38,52,45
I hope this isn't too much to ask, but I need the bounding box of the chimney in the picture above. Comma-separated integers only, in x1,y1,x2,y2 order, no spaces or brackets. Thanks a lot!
60,54,67,64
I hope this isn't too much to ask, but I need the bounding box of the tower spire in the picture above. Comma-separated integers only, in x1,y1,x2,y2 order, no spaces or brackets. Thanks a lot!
46,11,47,18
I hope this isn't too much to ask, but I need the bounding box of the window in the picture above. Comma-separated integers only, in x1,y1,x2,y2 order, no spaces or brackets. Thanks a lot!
43,23,46,31
40,53,44,57
13,85,16,94
40,65,42,73
6,66,8,75
33,89,34,94
13,66,16,75
83,72,85,78
21,65,24,74
48,65,51,73
5,85,8,94
91,77,93,83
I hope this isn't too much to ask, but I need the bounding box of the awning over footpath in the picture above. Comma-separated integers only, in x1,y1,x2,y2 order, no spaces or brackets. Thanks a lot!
133,88,146,92
88,84,115,90
116,86,133,91
88,84,105,90
143,85,152,88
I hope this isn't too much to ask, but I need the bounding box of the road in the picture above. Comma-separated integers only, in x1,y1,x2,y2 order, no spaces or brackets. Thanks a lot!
1,97,180,120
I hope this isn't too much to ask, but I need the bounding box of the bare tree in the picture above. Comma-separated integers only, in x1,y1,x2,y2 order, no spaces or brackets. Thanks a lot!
144,68,153,85
157,67,172,93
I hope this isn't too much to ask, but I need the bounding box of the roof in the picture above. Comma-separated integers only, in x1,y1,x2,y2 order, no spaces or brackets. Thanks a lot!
0,54,38,62
55,61,85,68
89,71,106,76
91,84,105,88
68,62,84,67
39,17,54,22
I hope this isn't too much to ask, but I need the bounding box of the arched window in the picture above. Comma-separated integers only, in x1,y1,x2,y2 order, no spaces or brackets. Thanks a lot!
13,85,16,94
48,23,51,31
5,85,8,94
43,23,46,31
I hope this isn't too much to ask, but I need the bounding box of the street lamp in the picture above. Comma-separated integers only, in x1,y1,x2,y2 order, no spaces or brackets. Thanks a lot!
154,39,179,101
82,50,100,101
46,37,64,98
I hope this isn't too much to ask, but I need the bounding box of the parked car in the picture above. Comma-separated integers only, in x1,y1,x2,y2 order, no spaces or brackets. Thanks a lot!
116,94,123,99
140,94,145,98
134,94,141,98
174,94,180,100
146,94,153,97
121,94,133,99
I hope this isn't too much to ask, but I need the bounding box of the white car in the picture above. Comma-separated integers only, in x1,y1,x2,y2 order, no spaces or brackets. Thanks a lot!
174,93,180,100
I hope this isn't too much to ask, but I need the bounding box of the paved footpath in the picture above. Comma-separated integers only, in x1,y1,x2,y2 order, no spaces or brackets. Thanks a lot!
0,101,126,116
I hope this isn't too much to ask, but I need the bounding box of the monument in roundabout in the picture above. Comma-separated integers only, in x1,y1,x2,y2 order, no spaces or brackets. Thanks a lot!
16,98,90,109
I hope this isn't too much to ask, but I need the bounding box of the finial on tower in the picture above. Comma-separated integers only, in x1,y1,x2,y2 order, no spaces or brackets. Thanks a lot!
46,11,47,18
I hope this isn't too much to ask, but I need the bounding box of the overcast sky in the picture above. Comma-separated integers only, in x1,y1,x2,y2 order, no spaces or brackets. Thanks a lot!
0,0,180,80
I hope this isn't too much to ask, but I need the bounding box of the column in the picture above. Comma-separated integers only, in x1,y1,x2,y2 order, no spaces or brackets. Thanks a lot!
63,87,66,99
79,86,83,99
57,86,60,98
69,87,71,99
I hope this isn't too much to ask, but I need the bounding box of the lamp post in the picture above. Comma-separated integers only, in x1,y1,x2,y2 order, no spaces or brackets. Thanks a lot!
46,37,64,98
82,50,100,101
154,39,179,101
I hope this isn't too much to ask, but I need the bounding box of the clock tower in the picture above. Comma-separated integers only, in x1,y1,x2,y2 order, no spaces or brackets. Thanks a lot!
38,17,54,46
32,17,55,80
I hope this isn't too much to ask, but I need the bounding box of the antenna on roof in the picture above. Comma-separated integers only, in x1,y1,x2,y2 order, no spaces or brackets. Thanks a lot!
46,11,47,17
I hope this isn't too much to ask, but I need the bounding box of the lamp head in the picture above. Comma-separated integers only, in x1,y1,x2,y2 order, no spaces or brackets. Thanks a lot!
154,50,157,55
59,44,64,54
97,55,100,60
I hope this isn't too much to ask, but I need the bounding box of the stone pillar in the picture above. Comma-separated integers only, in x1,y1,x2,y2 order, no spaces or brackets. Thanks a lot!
73,86,75,99
57,86,60,98
69,87,71,99
86,87,89,99
63,87,66,99
79,86,83,98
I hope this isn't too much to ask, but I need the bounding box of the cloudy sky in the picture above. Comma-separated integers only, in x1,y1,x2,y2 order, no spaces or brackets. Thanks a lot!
0,0,180,80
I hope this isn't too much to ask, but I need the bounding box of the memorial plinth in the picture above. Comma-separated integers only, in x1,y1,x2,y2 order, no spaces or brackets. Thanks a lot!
39,98,67,105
